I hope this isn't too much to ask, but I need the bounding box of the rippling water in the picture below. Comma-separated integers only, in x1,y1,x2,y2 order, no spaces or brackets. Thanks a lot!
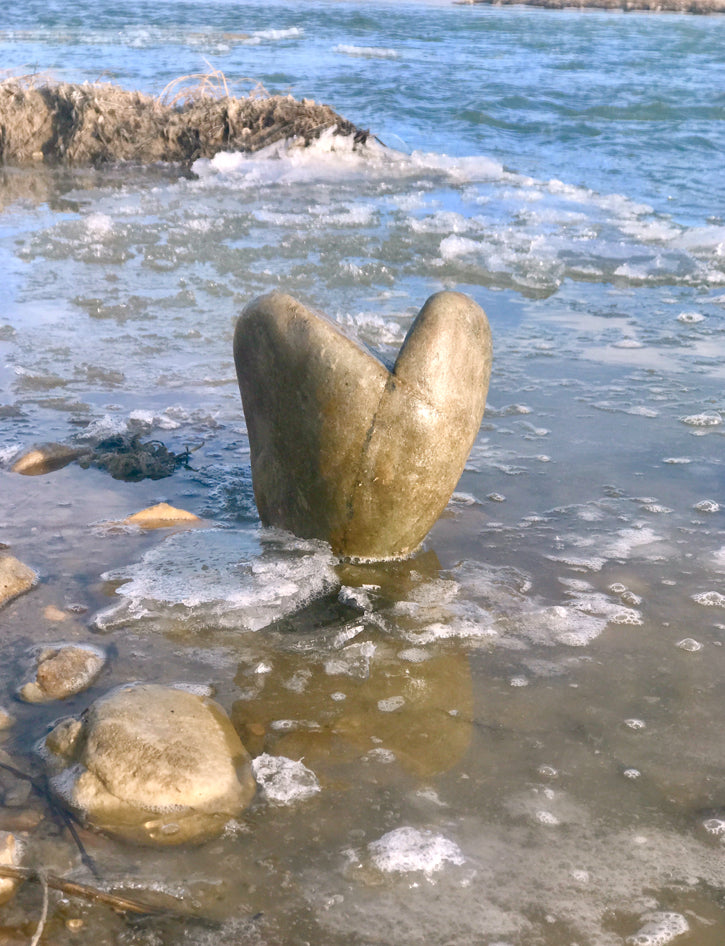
1,2,724,944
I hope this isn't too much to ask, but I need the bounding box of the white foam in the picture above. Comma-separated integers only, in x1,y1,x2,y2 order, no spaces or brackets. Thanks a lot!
694,500,720,513
692,591,725,608
601,526,664,561
680,412,722,427
677,311,705,323
676,638,702,652
251,27,303,41
626,911,689,946
251,754,320,804
334,44,398,59
367,827,464,875
377,696,405,712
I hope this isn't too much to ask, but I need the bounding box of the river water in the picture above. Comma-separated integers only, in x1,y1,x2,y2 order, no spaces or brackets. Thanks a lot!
1,1,724,944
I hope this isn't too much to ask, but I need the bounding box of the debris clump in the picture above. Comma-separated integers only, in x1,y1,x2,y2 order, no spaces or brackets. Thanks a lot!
0,75,368,168
76,434,190,481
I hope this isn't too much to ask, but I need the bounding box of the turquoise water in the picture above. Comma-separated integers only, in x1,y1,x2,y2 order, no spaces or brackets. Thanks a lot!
1,2,724,944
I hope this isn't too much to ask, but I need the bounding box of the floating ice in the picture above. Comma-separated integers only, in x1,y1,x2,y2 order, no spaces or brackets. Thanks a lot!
94,527,339,631
367,826,464,875
251,754,320,805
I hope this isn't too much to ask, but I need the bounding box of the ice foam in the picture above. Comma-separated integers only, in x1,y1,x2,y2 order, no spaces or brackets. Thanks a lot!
367,827,464,875
251,754,320,805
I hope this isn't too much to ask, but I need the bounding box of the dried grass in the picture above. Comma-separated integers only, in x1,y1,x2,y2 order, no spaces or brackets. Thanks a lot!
0,71,368,168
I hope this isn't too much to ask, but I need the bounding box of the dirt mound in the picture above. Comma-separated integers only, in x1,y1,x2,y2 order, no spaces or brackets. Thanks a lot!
0,77,368,168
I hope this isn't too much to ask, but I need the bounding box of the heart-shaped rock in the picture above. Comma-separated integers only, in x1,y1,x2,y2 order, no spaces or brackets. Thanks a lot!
234,290,492,561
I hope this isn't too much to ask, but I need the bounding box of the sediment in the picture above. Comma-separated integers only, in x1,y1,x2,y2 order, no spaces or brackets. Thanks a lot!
0,78,368,169
458,0,724,11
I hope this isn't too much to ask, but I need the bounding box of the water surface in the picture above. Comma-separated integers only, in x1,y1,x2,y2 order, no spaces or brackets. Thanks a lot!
1,2,724,944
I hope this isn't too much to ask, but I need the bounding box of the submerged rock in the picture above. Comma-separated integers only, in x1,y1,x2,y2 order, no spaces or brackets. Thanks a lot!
43,683,256,845
0,831,24,905
18,644,106,703
234,291,492,561
10,442,88,475
124,502,201,528
0,554,37,608
0,707,15,731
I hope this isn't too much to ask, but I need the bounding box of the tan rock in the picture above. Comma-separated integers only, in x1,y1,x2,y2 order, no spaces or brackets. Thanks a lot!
234,291,492,561
0,707,15,731
11,442,86,475
0,831,24,905
44,683,256,845
18,644,106,703
0,554,37,608
124,502,201,528
43,604,68,622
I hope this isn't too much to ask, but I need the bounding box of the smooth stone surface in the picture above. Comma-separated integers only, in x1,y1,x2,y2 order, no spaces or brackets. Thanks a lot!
123,501,201,528
18,644,106,703
11,442,87,475
0,554,37,608
234,291,492,561
43,683,256,845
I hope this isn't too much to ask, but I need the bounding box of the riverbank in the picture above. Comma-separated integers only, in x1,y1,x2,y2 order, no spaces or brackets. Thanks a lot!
0,77,367,169
457,0,724,12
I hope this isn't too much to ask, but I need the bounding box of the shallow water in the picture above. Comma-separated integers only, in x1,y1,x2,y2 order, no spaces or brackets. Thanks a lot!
1,1,725,943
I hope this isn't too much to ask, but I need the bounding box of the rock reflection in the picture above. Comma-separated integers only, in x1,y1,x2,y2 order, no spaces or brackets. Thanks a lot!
233,550,474,780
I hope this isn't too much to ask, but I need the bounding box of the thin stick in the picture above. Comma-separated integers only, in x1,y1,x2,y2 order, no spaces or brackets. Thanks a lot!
29,872,49,946
0,762,100,880
0,865,209,921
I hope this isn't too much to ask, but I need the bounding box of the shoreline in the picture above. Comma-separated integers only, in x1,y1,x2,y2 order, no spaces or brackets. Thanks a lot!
456,0,725,11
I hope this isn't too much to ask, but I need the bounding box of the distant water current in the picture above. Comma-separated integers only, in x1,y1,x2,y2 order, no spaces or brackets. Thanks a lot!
0,2,724,944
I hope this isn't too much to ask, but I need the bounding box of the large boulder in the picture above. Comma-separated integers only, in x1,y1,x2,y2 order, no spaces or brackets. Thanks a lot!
234,291,492,561
43,683,256,845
